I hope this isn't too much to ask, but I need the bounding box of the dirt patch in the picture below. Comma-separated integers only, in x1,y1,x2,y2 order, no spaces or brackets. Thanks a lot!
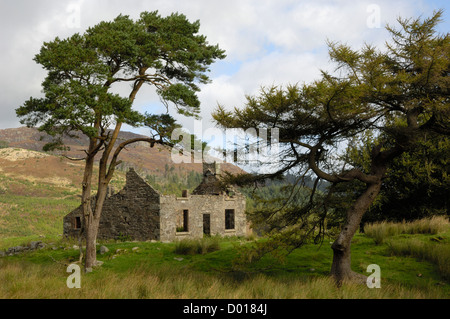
0,149,81,190
0,148,50,162
25,176,72,187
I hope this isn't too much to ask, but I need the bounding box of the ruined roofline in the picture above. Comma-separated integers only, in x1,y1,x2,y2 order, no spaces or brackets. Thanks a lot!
124,167,161,196
124,163,242,198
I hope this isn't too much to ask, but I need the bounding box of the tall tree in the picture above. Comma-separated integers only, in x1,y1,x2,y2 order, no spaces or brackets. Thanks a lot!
213,11,449,284
17,11,225,270
334,130,449,229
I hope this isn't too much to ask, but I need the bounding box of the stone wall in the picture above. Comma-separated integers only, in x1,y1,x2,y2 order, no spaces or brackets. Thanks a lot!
63,168,161,241
63,165,249,243
159,193,247,242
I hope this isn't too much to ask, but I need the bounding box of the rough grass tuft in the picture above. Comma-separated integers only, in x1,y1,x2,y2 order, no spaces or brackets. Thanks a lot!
0,259,446,299
364,216,449,245
387,238,450,280
173,236,221,255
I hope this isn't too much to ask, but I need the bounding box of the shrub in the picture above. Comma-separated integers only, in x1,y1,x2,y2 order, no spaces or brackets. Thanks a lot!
116,233,132,242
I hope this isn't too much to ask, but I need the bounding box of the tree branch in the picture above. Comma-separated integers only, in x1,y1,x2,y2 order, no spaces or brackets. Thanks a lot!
61,155,86,161
308,144,380,184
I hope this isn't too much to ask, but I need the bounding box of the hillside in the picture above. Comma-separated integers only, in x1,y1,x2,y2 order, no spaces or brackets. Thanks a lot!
0,127,244,239
0,127,243,177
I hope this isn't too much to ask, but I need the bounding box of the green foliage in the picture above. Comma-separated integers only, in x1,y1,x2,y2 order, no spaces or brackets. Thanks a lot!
14,12,225,269
241,178,321,234
117,232,133,242
213,11,449,263
0,141,9,149
374,134,450,220
339,130,450,225
143,113,180,142
16,10,225,149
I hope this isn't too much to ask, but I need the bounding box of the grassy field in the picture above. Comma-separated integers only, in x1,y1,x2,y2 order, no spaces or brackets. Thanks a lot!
0,217,449,299
0,150,448,299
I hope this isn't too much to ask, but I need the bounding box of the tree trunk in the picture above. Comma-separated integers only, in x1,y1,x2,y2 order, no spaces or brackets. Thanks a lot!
84,165,113,270
330,181,382,285
82,86,143,272
80,131,103,271
84,212,101,270
83,127,120,271
80,148,95,271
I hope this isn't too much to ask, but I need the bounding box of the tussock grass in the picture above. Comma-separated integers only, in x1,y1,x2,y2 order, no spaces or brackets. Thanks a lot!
173,236,221,255
387,238,450,281
364,216,449,245
1,217,449,299
0,259,446,299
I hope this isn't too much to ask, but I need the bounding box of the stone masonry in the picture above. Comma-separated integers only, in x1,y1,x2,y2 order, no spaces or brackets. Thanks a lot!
63,163,248,242
63,168,160,241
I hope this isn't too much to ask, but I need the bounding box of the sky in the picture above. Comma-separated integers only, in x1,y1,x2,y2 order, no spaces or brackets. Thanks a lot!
0,0,448,143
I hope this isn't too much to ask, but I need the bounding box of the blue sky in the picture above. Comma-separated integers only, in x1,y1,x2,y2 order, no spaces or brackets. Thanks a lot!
0,0,448,139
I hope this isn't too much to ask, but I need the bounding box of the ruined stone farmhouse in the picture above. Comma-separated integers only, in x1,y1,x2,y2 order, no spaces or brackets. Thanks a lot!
63,163,248,242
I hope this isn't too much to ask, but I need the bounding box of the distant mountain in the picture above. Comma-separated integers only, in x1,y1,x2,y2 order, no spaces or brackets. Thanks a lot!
0,127,244,178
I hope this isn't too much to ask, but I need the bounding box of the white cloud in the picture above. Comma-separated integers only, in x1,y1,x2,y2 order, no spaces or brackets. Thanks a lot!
0,0,447,133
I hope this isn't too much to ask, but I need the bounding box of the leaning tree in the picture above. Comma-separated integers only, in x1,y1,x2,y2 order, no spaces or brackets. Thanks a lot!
333,128,449,229
213,11,449,284
17,11,225,271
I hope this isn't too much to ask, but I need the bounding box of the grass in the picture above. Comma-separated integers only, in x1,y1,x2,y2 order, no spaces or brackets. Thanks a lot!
1,259,445,299
2,150,448,299
0,174,448,300
173,236,221,255
0,241,447,299
0,194,79,239
362,216,450,287
0,166,125,241
0,223,449,299
364,215,449,245
387,238,450,281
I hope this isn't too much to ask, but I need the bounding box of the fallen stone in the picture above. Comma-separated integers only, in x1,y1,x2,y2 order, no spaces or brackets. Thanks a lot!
99,246,109,255
29,241,42,250
174,257,184,261
8,246,28,254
